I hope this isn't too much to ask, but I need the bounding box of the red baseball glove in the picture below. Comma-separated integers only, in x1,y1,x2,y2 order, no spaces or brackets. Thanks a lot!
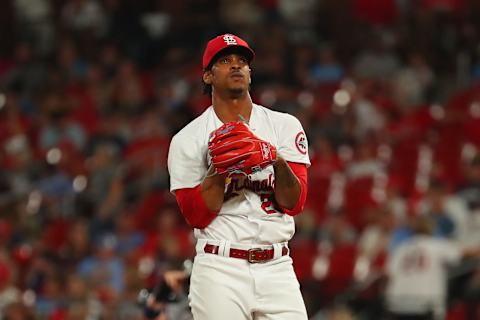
208,121,277,175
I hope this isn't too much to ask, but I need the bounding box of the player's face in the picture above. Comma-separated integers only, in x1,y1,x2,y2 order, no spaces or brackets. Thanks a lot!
204,53,251,95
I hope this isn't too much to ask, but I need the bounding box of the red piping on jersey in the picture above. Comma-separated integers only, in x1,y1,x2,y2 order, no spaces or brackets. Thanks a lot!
175,185,219,229
278,162,308,216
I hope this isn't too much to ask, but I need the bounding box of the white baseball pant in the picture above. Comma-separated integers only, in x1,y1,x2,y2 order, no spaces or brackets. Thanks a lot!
188,239,308,320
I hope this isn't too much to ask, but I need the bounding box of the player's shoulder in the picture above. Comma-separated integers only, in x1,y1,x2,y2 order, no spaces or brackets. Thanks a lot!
254,103,302,126
171,107,213,145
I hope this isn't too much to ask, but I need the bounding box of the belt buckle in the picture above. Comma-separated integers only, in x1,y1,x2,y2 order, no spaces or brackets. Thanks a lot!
247,248,264,263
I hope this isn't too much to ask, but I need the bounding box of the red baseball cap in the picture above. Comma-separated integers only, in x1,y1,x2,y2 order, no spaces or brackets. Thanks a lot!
202,34,255,70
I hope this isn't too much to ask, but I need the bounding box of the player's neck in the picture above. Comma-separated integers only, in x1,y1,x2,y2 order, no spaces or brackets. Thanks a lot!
212,91,253,123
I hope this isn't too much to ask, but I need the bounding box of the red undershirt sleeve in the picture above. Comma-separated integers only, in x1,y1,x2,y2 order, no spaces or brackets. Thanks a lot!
175,185,219,229
176,162,307,227
278,162,308,216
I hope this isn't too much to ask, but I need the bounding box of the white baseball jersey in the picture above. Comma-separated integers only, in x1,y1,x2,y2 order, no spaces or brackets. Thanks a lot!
168,103,310,245
385,235,462,318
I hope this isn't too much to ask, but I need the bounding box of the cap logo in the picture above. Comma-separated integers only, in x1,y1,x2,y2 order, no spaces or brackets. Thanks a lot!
223,34,237,46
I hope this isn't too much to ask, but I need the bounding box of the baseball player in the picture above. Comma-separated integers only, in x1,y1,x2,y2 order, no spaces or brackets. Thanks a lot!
385,216,480,320
167,34,310,320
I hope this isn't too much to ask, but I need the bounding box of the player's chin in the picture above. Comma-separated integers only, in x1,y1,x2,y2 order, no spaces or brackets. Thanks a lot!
228,82,249,93
228,86,248,96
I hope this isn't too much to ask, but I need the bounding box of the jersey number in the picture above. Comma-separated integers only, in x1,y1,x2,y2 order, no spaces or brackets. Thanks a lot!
260,194,277,214
401,249,429,272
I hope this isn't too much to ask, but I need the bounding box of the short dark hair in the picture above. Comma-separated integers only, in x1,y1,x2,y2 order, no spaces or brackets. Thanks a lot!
411,216,434,235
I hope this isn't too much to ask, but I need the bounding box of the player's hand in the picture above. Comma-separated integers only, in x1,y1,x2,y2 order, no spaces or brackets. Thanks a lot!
164,270,188,293
208,122,277,175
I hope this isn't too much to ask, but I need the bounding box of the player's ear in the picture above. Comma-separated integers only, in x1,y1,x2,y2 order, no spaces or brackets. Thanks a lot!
203,71,212,85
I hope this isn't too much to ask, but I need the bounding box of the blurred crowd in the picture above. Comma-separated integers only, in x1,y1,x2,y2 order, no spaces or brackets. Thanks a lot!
1,0,480,319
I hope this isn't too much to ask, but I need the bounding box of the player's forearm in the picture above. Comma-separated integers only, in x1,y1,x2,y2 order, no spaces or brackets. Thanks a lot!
200,167,227,211
273,157,301,210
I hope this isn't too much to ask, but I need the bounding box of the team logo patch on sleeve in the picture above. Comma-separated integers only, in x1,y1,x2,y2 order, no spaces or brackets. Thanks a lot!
295,132,307,155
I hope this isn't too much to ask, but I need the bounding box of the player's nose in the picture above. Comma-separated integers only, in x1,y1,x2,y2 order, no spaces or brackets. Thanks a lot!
230,56,243,69
230,62,241,70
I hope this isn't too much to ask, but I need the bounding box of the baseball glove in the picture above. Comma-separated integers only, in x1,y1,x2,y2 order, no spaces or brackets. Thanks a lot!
208,121,277,175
